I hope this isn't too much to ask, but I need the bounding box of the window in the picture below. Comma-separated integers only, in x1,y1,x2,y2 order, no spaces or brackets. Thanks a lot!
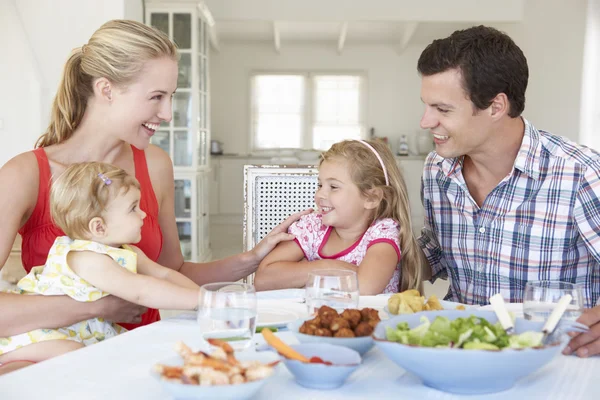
251,73,365,151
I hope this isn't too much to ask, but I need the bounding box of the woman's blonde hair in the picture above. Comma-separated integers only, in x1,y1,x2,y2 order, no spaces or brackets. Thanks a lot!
320,140,424,292
36,19,178,148
50,162,140,239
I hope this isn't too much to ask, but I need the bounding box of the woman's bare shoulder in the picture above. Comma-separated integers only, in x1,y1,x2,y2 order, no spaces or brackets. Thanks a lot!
144,144,174,201
0,151,40,221
0,151,39,188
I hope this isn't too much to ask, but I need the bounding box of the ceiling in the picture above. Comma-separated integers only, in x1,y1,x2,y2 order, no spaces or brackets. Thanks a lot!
199,0,524,52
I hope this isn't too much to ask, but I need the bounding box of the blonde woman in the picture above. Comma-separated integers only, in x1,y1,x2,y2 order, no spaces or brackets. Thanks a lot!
254,140,424,295
0,162,200,366
0,20,306,373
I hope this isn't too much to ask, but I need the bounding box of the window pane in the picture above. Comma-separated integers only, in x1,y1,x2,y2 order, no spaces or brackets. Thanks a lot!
150,13,169,36
314,75,361,124
313,125,362,151
252,75,304,150
173,14,191,49
312,75,363,150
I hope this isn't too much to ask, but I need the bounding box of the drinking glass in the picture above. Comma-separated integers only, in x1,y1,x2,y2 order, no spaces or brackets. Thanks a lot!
305,269,359,315
523,281,584,322
197,282,257,350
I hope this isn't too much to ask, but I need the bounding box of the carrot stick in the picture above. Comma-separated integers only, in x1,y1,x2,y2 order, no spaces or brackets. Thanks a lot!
261,329,309,362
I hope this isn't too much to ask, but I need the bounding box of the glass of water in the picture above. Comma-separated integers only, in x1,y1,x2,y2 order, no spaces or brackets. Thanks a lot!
197,282,257,350
523,281,584,322
305,269,359,315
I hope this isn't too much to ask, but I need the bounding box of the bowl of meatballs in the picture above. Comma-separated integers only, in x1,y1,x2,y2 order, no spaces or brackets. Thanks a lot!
286,306,381,355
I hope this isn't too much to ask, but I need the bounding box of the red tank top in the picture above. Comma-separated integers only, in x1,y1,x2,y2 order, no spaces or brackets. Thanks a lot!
18,145,164,329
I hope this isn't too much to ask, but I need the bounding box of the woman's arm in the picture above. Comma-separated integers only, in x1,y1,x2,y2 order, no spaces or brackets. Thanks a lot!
145,145,310,285
68,251,198,310
129,245,198,290
0,292,145,336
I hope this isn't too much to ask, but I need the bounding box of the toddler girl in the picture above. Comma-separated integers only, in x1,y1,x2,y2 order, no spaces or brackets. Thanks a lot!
0,162,199,365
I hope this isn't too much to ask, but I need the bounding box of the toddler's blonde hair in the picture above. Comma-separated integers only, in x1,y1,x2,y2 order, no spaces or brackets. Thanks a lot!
320,139,424,292
50,162,140,239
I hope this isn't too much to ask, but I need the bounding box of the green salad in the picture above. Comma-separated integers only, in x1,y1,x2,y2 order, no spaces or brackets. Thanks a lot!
385,315,543,350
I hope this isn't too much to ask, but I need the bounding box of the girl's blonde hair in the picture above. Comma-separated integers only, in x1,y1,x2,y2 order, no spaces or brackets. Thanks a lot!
36,19,178,148
50,162,140,239
320,140,424,292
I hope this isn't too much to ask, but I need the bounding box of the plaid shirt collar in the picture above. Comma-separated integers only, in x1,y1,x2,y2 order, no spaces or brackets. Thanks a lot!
432,118,544,181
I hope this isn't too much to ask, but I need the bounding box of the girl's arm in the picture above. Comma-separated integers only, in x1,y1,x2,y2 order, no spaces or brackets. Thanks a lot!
350,242,398,295
129,245,199,290
145,145,309,285
254,241,358,291
68,251,198,310
254,241,397,295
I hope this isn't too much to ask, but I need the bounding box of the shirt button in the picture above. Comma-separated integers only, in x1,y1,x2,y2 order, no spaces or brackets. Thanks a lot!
479,227,486,233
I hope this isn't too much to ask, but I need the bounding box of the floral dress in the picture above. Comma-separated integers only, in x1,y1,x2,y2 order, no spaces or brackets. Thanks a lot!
0,237,137,356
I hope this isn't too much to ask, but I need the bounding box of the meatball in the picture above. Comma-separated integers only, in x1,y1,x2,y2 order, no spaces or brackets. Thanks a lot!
360,307,380,322
319,310,339,328
317,305,337,317
329,317,351,332
341,309,362,329
334,328,356,338
313,328,333,337
353,321,374,337
299,321,317,335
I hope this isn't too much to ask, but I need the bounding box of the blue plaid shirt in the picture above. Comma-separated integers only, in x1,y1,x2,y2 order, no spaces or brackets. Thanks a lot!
419,119,600,307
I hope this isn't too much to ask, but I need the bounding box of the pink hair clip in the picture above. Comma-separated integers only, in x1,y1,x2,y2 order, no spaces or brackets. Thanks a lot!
98,173,112,185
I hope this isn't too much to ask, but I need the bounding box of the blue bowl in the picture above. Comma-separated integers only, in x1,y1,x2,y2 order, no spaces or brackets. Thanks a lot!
287,319,375,355
373,310,562,395
152,350,279,400
282,343,361,389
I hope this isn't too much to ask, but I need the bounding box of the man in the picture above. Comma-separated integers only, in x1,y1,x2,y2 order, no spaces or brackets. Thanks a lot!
416,25,600,357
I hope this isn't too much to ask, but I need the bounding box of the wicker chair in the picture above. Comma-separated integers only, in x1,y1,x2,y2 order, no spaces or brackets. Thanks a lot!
242,165,318,283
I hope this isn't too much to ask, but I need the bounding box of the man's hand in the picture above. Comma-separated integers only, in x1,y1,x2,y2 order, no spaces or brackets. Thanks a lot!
93,295,147,324
563,306,600,357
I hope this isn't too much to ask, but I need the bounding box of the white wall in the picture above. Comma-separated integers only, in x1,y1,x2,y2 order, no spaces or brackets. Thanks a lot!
0,0,42,167
580,0,600,150
0,0,141,167
210,0,590,155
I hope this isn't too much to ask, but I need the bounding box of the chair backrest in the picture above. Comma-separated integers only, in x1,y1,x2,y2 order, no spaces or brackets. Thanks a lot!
243,165,318,283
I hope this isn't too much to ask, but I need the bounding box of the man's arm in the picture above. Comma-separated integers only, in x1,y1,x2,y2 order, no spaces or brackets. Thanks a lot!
418,176,444,282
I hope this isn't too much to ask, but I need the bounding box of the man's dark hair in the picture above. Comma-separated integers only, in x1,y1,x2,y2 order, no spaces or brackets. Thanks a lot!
417,25,528,117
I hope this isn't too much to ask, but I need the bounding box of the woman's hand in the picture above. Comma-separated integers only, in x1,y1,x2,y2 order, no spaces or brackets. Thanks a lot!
248,208,313,265
563,306,600,357
93,295,147,324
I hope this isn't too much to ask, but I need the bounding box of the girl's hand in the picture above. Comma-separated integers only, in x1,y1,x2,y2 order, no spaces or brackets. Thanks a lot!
249,208,312,265
93,295,147,324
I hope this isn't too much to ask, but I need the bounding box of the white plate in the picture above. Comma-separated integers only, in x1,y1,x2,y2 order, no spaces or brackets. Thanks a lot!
256,308,299,328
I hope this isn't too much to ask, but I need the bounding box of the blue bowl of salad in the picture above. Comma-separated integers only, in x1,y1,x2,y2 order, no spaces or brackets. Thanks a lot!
373,310,562,395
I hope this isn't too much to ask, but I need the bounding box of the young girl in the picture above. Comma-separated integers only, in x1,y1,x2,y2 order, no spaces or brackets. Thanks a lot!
0,162,199,366
254,139,423,295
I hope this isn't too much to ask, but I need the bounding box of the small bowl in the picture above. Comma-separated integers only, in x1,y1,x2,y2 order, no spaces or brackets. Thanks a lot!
151,351,279,400
282,343,361,389
287,319,375,355
373,310,562,395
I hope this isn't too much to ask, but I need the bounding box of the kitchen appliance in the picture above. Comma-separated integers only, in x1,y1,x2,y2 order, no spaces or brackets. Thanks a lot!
210,140,223,155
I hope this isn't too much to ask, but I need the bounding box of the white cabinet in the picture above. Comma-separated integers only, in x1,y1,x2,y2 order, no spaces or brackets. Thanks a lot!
146,2,212,262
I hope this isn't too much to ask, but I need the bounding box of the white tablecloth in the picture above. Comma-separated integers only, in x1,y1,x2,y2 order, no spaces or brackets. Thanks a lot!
0,294,597,400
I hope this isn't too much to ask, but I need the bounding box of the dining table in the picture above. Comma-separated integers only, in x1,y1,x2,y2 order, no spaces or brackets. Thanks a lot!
0,290,596,400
